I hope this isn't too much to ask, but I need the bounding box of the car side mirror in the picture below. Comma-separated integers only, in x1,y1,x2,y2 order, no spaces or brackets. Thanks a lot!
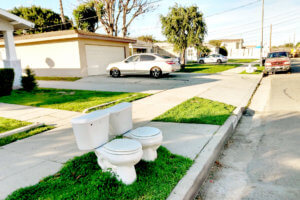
124,60,129,63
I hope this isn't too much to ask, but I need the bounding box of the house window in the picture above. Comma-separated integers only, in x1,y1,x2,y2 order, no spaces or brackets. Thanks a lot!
188,49,193,56
137,48,147,53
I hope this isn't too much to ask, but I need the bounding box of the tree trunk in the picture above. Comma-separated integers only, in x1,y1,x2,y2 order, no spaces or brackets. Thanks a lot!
181,48,186,70
59,0,66,24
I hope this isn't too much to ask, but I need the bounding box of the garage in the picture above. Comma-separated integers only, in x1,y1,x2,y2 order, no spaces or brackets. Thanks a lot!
0,30,135,77
85,45,125,76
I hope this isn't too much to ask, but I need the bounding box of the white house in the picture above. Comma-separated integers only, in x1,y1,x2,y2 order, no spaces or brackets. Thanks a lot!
153,42,200,62
0,8,34,87
0,30,136,77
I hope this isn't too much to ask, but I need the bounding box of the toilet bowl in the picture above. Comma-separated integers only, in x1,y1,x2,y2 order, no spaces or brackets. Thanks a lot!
71,110,143,185
124,127,162,161
95,139,142,184
107,102,163,161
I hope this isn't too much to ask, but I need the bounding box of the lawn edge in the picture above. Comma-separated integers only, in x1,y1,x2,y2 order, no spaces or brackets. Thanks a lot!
167,73,264,200
0,122,44,139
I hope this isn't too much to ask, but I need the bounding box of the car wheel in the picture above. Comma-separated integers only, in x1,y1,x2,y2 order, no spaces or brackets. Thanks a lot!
217,59,222,64
199,60,204,64
150,67,162,78
110,68,120,78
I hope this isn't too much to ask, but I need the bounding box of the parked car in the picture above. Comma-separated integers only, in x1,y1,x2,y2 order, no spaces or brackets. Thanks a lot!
198,54,228,64
106,53,181,78
264,51,291,74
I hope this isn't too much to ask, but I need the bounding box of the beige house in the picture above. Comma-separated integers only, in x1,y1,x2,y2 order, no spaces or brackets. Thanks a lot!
0,30,136,77
129,40,153,55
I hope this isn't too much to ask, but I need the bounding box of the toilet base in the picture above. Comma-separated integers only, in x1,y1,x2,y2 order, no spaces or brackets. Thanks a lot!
142,148,158,161
96,152,138,185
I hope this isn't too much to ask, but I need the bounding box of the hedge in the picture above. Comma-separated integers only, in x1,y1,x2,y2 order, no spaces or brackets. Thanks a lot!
0,68,15,96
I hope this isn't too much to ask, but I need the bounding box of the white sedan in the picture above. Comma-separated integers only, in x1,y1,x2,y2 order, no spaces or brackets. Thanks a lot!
106,53,181,78
198,54,228,64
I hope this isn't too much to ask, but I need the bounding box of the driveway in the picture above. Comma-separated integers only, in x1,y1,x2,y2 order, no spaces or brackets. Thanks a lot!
197,60,300,200
38,65,249,94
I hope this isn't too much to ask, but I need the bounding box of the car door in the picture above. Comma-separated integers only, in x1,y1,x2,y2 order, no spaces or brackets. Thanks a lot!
205,55,213,63
135,55,156,74
119,55,140,73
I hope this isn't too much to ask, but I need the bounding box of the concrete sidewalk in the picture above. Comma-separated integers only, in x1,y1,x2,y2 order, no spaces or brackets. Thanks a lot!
0,73,261,199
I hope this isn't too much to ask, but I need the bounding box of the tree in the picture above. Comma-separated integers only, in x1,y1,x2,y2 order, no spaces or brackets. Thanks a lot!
297,42,300,48
81,0,159,37
137,35,157,43
73,2,99,32
219,46,228,56
209,40,222,47
59,0,66,24
10,6,72,34
198,46,211,57
161,5,206,67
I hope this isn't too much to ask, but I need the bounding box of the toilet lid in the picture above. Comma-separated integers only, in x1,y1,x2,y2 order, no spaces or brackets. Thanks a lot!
128,127,161,138
103,139,141,154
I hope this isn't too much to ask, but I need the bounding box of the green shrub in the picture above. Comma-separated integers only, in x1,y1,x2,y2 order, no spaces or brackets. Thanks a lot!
0,68,15,97
21,67,38,91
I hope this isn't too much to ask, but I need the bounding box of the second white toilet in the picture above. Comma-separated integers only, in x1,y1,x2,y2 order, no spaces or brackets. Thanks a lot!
107,102,163,161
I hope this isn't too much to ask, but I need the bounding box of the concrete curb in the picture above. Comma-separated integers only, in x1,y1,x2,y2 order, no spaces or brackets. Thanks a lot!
167,73,264,200
0,122,44,139
166,107,244,200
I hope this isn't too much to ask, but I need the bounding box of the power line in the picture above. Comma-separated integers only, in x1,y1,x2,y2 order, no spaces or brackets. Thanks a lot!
208,8,300,34
206,0,261,18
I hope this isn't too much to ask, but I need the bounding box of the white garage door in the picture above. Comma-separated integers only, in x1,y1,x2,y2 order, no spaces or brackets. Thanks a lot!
85,45,125,76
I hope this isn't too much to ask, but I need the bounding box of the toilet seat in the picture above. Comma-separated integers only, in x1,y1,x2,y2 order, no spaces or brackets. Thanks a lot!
126,127,161,139
98,138,142,155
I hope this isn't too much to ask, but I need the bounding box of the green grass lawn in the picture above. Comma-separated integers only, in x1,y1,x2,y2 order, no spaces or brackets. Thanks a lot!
6,147,193,200
0,125,54,147
36,77,81,81
181,64,241,73
153,97,235,125
240,65,265,74
0,117,31,134
228,59,257,63
0,89,149,112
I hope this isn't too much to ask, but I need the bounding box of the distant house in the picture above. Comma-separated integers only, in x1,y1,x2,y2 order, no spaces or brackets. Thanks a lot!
206,38,269,59
129,40,153,55
152,42,200,62
0,30,136,77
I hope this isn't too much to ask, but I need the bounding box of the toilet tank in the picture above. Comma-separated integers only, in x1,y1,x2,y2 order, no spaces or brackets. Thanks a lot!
108,102,133,136
71,110,110,150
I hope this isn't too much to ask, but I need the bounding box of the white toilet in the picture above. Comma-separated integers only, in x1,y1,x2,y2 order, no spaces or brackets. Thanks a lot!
107,102,163,161
71,110,143,185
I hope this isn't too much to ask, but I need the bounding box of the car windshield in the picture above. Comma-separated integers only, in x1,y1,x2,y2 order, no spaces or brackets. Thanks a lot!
155,54,171,59
268,52,288,58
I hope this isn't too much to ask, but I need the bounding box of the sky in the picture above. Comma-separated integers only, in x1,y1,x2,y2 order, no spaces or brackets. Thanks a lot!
1,0,300,46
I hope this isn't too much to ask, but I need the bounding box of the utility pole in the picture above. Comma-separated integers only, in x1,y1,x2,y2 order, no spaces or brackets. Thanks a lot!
59,0,66,24
269,24,272,52
260,0,264,66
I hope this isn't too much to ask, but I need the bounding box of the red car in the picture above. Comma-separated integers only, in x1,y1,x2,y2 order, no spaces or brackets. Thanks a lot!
265,51,291,74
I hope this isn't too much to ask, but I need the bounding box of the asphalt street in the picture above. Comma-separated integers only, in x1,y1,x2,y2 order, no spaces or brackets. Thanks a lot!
197,60,300,200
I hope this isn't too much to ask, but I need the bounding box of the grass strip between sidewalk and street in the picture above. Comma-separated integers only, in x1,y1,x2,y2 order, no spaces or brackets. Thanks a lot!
0,125,54,147
36,77,81,82
228,59,257,63
240,66,265,74
0,117,31,134
153,97,235,125
181,64,241,73
6,147,193,200
0,88,150,112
